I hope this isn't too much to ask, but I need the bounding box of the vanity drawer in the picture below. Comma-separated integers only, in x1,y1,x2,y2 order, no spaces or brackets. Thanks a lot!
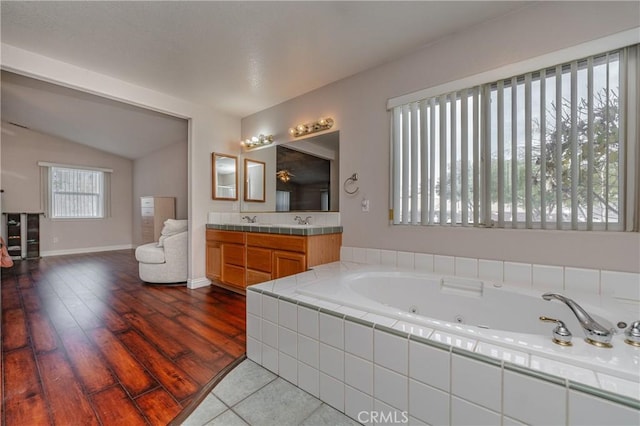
222,244,245,266
207,229,246,244
246,233,306,253
222,264,246,288
247,247,272,273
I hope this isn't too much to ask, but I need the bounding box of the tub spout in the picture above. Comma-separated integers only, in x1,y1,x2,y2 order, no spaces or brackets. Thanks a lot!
541,293,614,348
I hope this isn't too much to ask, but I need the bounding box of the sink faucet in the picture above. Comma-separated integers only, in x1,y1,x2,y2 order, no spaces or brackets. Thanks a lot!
542,293,614,347
294,216,312,225
242,216,257,223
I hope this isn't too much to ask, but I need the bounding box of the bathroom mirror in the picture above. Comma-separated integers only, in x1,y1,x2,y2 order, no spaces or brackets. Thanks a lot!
244,158,266,202
240,131,339,212
212,153,238,200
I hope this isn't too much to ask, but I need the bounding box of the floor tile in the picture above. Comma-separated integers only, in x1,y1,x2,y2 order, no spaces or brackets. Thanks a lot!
213,359,277,406
182,393,227,426
233,378,323,426
300,404,361,426
205,409,250,426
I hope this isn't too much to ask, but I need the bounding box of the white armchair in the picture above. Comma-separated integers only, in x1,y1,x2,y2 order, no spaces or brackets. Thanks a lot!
135,230,188,284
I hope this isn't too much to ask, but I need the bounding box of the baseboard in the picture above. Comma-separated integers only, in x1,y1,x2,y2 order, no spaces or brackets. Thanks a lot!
41,244,134,257
187,277,211,289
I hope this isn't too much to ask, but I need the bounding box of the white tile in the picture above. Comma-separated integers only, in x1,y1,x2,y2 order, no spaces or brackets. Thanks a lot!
278,299,298,331
392,321,433,338
475,342,529,367
366,249,381,265
345,386,373,426
352,247,367,263
319,343,344,381
362,313,397,327
380,250,398,266
409,341,450,392
278,352,297,385
374,365,408,411
601,270,640,301
434,255,455,275
320,372,345,412
246,291,262,316
408,416,428,426
429,330,476,351
345,353,373,395
530,356,598,387
564,267,600,294
408,379,449,425
297,334,319,368
261,344,278,374
246,337,261,363
568,389,640,426
262,294,279,323
261,320,278,348
298,306,319,339
340,246,353,262
504,370,566,425
596,373,640,400
451,354,501,412
372,399,410,426
455,257,478,278
397,251,415,269
451,396,500,426
278,326,297,357
414,253,434,272
297,362,319,398
345,321,374,361
478,259,504,282
532,264,564,292
374,329,408,375
502,417,527,426
246,313,261,340
319,313,344,349
504,262,532,287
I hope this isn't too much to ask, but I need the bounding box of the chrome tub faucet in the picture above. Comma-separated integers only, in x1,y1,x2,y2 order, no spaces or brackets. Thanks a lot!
242,216,257,223
541,293,614,348
294,216,312,225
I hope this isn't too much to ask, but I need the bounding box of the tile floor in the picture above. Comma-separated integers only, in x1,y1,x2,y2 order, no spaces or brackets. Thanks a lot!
182,359,360,426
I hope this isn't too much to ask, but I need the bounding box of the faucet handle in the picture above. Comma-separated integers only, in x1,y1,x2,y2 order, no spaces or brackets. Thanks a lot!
540,316,573,346
624,320,640,347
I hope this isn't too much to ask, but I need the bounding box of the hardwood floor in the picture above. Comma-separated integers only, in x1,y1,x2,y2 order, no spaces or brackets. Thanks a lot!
1,250,246,425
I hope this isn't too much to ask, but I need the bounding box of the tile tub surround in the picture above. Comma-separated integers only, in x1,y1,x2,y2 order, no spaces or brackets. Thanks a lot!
246,263,640,426
208,211,341,227
206,223,343,237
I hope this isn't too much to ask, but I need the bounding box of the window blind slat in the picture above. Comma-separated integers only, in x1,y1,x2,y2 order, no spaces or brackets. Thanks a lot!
402,105,410,224
392,107,402,224
540,69,547,229
525,73,533,228
461,89,469,226
555,65,563,229
410,102,419,225
587,57,594,230
429,98,437,224
511,77,518,228
473,88,480,225
570,61,579,229
450,92,458,225
439,97,447,223
420,100,429,225
497,81,505,227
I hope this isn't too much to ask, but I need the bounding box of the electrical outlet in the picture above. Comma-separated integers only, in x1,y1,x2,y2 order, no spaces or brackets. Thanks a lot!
361,199,370,212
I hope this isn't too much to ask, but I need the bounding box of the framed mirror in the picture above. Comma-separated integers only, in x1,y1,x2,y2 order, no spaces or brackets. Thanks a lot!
244,158,266,202
212,153,238,200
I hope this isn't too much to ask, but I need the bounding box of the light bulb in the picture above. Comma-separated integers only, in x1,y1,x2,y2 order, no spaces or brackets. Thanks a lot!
297,124,306,133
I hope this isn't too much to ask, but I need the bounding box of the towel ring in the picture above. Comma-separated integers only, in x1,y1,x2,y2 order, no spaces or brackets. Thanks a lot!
343,173,359,195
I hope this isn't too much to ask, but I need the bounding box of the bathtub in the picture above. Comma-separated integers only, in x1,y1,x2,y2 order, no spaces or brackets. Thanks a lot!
246,262,640,425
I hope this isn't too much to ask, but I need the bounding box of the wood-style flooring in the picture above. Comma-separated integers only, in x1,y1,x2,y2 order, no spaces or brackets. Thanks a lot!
1,249,246,425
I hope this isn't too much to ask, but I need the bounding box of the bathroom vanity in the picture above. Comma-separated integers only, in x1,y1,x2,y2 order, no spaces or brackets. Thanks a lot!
205,224,342,293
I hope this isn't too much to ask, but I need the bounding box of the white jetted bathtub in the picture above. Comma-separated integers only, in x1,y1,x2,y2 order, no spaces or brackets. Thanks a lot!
246,262,640,425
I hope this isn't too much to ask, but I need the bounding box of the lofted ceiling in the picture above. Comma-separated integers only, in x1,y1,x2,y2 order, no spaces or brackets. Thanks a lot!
0,1,530,159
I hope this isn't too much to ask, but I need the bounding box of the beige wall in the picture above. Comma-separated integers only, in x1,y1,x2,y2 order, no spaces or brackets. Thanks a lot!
133,140,188,246
1,121,133,254
241,2,640,273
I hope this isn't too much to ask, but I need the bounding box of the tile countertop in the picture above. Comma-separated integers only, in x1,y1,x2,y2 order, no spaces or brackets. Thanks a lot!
206,223,343,236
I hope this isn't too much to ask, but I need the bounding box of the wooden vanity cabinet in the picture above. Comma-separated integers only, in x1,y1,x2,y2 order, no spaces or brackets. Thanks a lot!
206,229,341,292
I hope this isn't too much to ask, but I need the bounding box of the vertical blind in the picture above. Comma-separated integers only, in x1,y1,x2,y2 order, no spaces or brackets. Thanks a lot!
391,45,638,231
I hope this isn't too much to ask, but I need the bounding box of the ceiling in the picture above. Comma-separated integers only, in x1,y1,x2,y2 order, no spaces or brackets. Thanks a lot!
0,1,530,159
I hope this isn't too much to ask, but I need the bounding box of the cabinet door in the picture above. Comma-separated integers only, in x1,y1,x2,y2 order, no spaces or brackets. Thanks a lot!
247,269,272,286
273,251,306,279
206,241,221,281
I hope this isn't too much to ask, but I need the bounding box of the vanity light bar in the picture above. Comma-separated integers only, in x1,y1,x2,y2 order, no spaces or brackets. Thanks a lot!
241,134,274,149
288,117,334,138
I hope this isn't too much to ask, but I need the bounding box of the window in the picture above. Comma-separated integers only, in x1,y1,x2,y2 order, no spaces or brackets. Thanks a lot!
390,44,638,231
39,162,112,219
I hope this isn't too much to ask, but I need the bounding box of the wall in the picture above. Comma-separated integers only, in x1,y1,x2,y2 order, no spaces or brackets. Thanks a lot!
1,44,240,288
133,140,188,246
1,122,133,254
241,2,640,273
